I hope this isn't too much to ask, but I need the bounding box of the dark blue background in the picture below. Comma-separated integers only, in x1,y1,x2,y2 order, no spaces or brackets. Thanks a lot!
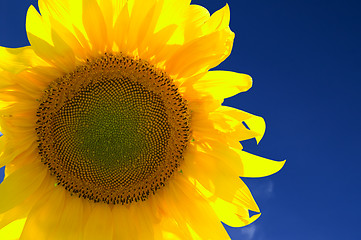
1,0,361,239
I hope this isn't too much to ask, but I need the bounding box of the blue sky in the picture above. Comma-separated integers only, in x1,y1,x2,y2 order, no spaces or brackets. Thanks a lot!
1,0,361,239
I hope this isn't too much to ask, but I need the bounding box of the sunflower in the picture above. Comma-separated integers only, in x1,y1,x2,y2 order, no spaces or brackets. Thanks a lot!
0,0,285,239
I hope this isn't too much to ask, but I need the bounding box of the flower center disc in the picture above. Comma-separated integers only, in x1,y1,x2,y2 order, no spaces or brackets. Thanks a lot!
36,53,190,204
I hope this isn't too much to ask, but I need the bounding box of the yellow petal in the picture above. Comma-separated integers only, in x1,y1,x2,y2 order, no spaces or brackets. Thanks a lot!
215,106,254,120
84,204,113,240
35,0,96,63
243,114,266,144
211,194,260,227
165,28,234,78
0,172,54,231
177,181,230,240
183,143,242,201
26,5,52,46
26,6,74,72
111,0,128,19
195,179,260,227
50,27,76,64
5,72,46,100
0,218,26,240
52,194,84,240
113,199,159,239
127,0,157,53
202,4,230,33
20,188,66,240
38,0,87,52
194,71,252,99
154,218,187,240
129,202,156,240
48,16,87,60
233,149,286,178
209,106,262,143
0,162,47,214
113,2,130,52
0,203,27,230
155,0,191,33
0,137,37,171
183,5,210,41
141,24,178,62
25,6,52,62
38,0,80,30
0,47,47,73
82,0,107,53
98,0,115,50
159,176,230,239
112,205,132,239
188,4,210,26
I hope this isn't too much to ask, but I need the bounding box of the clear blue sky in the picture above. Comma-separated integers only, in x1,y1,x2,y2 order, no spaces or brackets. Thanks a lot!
1,0,361,239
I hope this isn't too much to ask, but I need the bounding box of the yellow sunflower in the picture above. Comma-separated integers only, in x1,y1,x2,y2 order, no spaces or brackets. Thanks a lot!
0,0,285,239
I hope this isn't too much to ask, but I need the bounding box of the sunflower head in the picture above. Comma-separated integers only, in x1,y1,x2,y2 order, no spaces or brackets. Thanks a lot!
0,0,284,239
35,53,191,204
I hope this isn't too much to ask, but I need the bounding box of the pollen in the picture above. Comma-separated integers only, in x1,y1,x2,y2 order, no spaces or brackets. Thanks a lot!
35,53,191,204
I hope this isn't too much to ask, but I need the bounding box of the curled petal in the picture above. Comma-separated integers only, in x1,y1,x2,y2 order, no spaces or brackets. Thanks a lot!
232,149,286,178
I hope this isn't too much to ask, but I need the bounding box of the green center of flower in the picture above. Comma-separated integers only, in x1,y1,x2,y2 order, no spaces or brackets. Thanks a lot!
53,77,170,193
36,53,190,204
